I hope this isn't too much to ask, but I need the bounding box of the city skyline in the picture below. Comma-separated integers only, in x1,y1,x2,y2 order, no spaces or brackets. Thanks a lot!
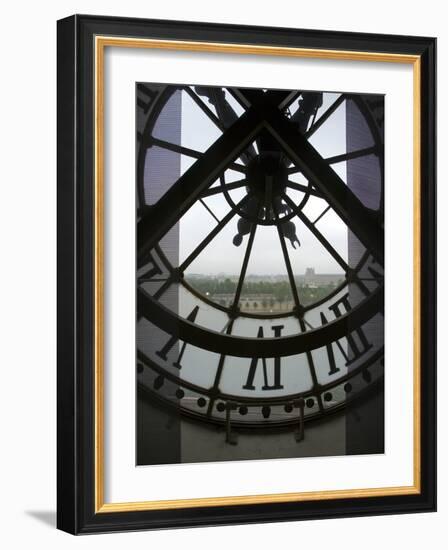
187,267,344,276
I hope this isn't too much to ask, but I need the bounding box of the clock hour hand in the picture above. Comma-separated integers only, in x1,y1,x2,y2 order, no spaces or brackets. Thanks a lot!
232,197,259,246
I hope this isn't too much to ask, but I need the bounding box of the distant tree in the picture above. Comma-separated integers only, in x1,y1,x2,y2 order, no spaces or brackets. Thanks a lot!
223,278,233,293
184,276,344,309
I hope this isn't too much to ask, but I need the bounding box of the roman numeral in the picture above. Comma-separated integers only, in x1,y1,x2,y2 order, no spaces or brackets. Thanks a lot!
243,325,284,390
137,250,163,283
137,84,158,114
321,293,373,375
156,306,199,369
319,312,340,375
367,265,383,283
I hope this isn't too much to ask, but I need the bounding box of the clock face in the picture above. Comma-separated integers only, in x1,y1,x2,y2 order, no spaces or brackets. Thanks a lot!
136,83,384,461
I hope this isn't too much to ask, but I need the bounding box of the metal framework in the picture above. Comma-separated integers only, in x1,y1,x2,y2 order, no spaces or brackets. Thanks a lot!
136,83,384,435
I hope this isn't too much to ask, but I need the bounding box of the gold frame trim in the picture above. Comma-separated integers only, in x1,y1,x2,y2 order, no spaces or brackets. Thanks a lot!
94,36,422,513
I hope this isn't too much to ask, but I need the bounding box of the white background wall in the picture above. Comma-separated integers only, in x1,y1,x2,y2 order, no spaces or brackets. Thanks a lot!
0,0,443,547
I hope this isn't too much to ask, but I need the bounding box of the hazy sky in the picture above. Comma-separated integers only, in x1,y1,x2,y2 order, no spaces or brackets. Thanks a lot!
151,88,349,275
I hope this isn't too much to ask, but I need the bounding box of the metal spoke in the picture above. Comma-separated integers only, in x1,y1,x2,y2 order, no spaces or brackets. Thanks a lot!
201,179,247,197
199,198,220,223
286,180,322,198
226,88,253,109
149,136,202,159
305,94,346,138
183,86,224,131
281,193,349,272
325,146,378,165
312,205,331,225
231,162,247,174
179,195,250,273
273,204,302,311
148,136,246,174
287,146,377,176
231,208,259,309
277,275,324,411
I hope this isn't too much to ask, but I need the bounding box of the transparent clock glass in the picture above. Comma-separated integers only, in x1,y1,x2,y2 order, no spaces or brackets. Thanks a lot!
136,83,384,465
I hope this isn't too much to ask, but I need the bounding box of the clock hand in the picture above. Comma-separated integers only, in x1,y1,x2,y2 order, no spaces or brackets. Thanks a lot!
232,197,259,247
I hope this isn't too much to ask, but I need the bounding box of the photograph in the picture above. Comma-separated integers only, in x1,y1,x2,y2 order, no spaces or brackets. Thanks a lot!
136,84,385,465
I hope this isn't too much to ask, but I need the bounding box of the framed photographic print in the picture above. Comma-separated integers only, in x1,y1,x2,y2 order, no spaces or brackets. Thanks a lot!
57,14,436,534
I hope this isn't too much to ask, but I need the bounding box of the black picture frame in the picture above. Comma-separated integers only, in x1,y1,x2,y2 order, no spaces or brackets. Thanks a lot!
57,14,436,534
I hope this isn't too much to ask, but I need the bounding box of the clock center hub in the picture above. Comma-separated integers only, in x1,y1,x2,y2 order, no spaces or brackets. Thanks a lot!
246,153,288,205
